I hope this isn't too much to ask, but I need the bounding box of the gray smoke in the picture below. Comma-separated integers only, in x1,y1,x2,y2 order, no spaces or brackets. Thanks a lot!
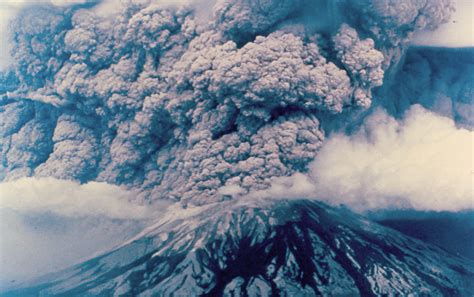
0,0,456,207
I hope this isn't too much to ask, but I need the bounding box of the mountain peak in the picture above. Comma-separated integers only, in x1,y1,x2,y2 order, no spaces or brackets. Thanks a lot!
5,199,473,296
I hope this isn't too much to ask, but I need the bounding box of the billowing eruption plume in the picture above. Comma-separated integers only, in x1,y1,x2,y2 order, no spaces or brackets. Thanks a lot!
0,0,455,206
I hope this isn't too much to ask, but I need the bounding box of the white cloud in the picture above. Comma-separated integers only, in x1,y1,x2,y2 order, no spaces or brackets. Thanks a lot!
0,177,169,286
50,0,90,5
248,105,474,212
413,0,474,47
0,177,153,219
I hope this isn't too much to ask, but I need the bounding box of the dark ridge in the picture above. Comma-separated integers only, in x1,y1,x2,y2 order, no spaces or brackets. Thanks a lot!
375,213,474,260
305,205,376,297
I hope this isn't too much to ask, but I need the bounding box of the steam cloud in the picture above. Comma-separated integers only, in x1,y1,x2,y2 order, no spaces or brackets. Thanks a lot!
0,177,153,219
0,0,466,209
248,105,473,212
0,177,157,285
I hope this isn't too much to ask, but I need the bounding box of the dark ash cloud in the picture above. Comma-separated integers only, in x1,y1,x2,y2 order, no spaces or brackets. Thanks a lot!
0,0,458,207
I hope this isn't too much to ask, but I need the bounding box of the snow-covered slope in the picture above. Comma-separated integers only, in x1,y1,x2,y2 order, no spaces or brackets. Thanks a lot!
5,199,473,296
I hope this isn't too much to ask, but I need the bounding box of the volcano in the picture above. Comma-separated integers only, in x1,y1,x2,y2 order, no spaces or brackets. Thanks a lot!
4,199,473,296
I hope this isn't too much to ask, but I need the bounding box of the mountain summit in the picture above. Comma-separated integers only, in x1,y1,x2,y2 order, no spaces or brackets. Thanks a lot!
5,199,473,296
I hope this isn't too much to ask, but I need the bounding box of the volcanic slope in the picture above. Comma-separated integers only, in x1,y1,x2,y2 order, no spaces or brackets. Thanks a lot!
4,199,473,296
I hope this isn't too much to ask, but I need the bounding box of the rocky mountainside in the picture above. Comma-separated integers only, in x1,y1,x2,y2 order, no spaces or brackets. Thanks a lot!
4,199,473,296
